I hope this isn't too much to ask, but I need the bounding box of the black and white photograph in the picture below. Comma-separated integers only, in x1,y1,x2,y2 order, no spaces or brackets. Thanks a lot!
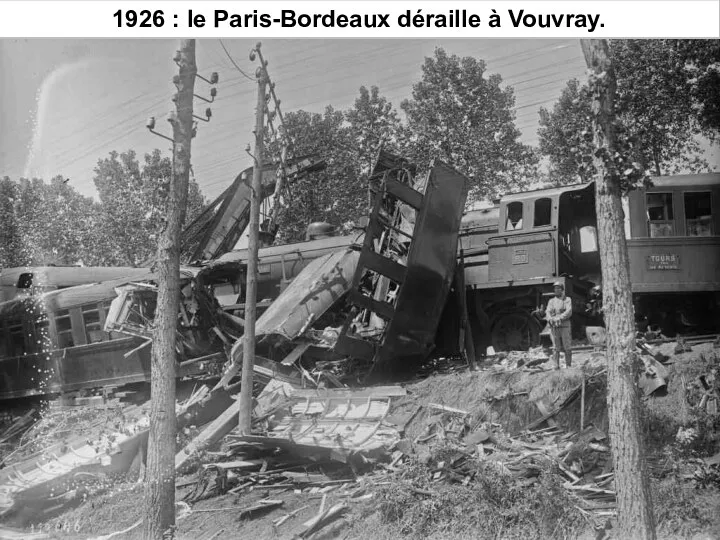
0,37,719,539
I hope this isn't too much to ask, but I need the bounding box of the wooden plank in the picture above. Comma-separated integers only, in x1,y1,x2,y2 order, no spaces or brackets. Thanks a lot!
358,251,407,285
428,403,469,416
288,385,406,399
221,300,273,311
175,399,241,471
385,177,423,209
203,460,263,470
533,397,558,428
348,290,395,321
281,342,311,366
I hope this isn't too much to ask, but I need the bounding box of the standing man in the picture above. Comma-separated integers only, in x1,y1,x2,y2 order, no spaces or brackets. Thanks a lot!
545,281,573,369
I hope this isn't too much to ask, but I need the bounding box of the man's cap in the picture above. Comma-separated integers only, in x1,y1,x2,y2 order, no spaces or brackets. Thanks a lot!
552,281,564,289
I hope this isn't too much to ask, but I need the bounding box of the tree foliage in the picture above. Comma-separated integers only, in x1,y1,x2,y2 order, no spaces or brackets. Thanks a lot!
345,85,404,179
674,39,720,135
275,51,541,239
0,175,100,267
0,177,24,267
537,79,593,185
274,107,362,243
93,149,205,266
0,149,206,269
400,48,538,199
538,40,718,185
274,86,410,243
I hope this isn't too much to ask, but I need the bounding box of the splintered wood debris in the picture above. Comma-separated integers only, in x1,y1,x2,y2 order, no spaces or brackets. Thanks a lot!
228,383,406,463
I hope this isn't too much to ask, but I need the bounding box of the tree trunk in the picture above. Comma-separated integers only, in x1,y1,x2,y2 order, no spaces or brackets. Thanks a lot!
581,39,656,540
143,39,196,540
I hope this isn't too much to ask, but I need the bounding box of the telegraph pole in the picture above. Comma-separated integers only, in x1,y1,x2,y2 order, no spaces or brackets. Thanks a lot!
238,43,268,434
143,40,196,540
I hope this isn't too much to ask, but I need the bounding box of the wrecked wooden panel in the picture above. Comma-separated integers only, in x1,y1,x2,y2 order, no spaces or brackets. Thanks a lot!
248,248,359,341
378,161,469,370
232,385,404,462
218,248,360,387
182,156,326,263
334,155,469,378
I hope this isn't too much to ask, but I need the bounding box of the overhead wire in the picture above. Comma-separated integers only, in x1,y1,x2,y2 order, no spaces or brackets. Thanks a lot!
218,39,255,81
17,41,586,197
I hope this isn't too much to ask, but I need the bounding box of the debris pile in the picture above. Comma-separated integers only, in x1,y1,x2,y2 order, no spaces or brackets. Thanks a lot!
214,152,470,389
0,385,216,524
367,400,617,522
179,382,405,494
483,346,552,371
172,366,615,537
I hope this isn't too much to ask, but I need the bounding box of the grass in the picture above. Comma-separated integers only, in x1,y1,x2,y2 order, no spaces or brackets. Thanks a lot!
644,346,720,457
396,363,605,438
653,476,720,539
354,452,587,540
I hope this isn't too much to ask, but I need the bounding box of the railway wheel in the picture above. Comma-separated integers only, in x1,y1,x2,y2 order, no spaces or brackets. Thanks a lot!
490,311,540,352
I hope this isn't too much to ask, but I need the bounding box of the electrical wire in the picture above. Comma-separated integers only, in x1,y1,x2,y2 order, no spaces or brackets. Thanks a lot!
218,39,255,82
14,41,586,197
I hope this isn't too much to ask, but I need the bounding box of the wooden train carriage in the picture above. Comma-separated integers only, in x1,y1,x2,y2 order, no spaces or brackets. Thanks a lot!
625,173,720,333
0,277,158,400
204,233,360,308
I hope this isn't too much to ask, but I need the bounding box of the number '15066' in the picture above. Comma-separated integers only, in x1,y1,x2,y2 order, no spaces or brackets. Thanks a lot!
114,10,165,27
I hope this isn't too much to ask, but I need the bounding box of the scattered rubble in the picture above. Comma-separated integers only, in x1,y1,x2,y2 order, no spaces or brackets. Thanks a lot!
1,338,719,538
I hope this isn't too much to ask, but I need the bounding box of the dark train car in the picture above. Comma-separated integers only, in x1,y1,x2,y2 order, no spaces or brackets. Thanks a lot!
0,234,360,400
625,173,720,334
0,278,155,400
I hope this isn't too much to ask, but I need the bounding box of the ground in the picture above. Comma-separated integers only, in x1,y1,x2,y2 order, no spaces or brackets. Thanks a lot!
2,340,719,540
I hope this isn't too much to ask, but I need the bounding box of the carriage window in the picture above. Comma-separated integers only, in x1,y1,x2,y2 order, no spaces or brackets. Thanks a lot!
17,273,34,289
646,193,674,237
684,192,712,237
55,309,74,348
579,226,598,253
8,321,26,356
534,198,552,227
506,202,524,231
82,304,105,344
35,318,51,351
101,303,125,341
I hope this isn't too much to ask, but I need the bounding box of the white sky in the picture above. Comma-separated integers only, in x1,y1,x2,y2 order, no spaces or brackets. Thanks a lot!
0,39,716,203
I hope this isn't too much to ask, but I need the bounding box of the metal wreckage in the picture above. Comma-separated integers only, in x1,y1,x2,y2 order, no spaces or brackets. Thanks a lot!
104,150,470,389
4,152,717,525
0,151,470,521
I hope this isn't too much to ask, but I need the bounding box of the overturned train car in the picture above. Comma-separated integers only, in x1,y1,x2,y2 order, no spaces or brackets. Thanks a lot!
217,154,470,385
0,273,161,400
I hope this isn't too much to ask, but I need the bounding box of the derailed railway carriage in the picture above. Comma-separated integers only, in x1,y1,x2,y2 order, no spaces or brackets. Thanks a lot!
459,172,720,352
0,276,156,400
625,173,720,334
0,170,718,400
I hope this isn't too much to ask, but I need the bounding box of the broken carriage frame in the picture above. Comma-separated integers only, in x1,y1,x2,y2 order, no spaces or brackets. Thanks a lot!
216,151,470,386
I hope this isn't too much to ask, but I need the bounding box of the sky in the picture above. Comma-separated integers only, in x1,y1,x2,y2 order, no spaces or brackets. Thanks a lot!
0,38,590,201
0,39,716,204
